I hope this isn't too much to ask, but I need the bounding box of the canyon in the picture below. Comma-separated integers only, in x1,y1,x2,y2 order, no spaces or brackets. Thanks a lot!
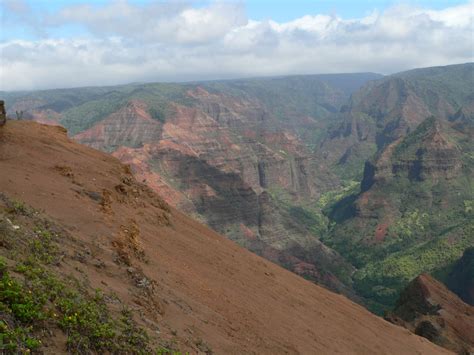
0,120,450,354
3,63,473,316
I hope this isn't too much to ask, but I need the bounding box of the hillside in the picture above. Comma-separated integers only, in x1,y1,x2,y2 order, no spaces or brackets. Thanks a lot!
0,120,449,354
387,274,474,354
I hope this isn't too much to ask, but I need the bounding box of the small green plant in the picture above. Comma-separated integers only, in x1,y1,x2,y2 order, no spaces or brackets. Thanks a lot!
57,291,116,352
8,201,27,215
0,320,41,353
29,228,59,264
117,308,150,352
0,262,44,323
0,198,157,354
0,257,43,352
10,257,155,354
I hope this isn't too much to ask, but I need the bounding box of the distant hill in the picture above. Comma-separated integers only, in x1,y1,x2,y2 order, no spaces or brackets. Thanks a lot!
317,63,474,313
320,63,474,179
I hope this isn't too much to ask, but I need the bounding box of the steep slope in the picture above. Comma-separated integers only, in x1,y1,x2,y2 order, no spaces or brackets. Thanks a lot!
324,116,474,312
0,120,448,354
386,274,474,354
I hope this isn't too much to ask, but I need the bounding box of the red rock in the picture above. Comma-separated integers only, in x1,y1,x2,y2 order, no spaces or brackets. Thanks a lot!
387,274,474,354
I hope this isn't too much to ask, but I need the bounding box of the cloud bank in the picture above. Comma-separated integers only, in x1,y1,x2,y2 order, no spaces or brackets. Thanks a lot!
1,0,473,91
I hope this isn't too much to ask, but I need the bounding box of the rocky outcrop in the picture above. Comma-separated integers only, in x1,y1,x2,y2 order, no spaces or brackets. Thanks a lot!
386,274,474,354
355,117,463,223
391,118,462,181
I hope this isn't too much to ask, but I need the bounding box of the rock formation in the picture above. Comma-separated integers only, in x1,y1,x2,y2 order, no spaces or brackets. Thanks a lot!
387,274,474,354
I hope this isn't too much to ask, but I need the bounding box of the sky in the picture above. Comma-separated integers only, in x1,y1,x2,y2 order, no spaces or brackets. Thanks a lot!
0,0,473,91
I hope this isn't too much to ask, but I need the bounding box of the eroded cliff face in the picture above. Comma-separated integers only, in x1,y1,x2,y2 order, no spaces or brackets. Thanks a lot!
361,118,463,194
74,101,163,152
320,64,474,179
325,115,474,311
73,88,351,293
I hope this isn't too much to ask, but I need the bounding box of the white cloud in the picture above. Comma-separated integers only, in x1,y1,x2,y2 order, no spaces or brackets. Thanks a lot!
47,1,247,45
1,0,473,91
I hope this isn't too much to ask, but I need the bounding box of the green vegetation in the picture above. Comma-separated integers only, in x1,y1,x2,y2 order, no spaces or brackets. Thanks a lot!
394,63,474,112
61,96,124,135
0,200,155,354
326,175,474,312
317,180,360,211
1,256,152,353
0,258,42,352
266,180,360,240
267,187,328,237
323,114,474,313
202,73,381,121
7,200,28,215
354,224,473,311
387,209,429,245
464,200,474,213
3,81,195,135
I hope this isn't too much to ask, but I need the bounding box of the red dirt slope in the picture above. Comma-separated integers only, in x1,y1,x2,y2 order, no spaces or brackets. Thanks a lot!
387,274,474,354
0,121,448,354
